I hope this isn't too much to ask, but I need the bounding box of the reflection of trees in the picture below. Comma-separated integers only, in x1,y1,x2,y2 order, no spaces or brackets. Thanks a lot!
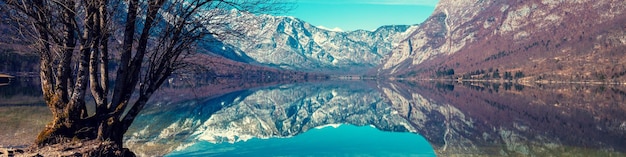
0,78,40,96
0,78,43,105
380,80,626,156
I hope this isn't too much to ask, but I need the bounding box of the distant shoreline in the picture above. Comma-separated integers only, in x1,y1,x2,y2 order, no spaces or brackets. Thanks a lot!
0,73,14,85
388,78,626,85
0,72,38,78
0,73,14,78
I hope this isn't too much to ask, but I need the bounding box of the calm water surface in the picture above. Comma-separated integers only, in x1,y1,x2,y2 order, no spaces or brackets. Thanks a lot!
1,78,626,156
167,124,435,157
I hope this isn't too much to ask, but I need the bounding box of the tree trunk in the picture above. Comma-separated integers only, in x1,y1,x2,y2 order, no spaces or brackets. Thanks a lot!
35,111,135,156
35,112,98,146
3,0,292,156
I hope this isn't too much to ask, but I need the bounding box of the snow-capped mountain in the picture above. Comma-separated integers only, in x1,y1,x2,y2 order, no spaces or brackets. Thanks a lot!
379,0,626,81
205,10,417,73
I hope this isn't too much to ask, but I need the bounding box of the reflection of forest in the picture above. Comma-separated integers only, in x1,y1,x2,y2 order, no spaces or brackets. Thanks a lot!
0,77,43,106
382,80,626,156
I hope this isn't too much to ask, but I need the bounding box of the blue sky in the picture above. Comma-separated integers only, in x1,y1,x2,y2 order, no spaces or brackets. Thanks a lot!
282,0,438,31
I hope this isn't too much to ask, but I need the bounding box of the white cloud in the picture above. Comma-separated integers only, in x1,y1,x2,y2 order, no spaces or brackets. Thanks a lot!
317,25,344,32
298,0,438,6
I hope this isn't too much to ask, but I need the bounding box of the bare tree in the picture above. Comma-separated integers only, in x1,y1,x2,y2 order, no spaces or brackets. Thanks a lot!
1,0,291,155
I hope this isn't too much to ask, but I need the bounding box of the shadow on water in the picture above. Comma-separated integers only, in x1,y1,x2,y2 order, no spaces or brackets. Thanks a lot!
0,77,44,106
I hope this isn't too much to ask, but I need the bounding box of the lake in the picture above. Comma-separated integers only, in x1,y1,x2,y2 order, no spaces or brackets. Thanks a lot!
1,78,625,156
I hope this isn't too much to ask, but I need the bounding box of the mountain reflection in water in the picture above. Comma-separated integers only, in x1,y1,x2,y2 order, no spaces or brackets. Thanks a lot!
125,80,626,156
168,124,435,157
125,81,418,156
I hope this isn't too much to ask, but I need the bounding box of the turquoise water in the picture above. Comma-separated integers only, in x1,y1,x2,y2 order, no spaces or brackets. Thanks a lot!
4,80,626,156
167,125,436,157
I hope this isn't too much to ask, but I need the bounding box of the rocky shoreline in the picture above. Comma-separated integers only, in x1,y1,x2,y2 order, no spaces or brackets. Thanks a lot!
1,147,25,157
0,140,135,157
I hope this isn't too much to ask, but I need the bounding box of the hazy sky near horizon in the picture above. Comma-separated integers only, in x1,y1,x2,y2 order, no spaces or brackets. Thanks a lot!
282,0,438,31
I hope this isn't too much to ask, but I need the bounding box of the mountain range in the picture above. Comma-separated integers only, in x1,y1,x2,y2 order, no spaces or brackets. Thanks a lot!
378,0,626,81
202,10,416,74
198,0,625,81
2,0,625,79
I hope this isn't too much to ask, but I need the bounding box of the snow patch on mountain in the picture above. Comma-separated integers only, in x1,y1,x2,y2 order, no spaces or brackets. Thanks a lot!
317,25,344,32
203,10,416,73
